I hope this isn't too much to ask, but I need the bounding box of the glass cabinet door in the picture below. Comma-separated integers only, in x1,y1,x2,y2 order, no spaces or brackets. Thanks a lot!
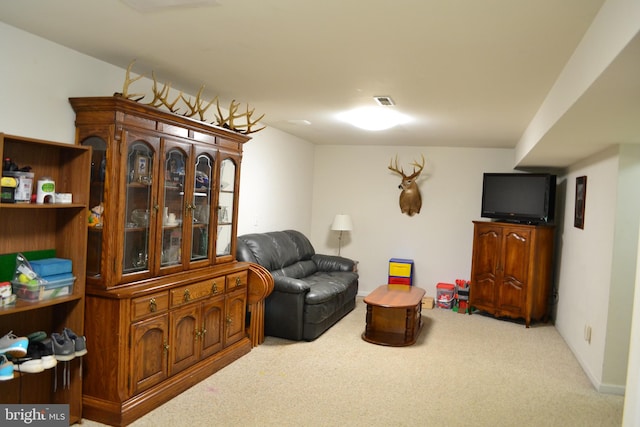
216,158,236,257
161,148,187,268
124,140,155,274
81,136,108,279
191,153,214,262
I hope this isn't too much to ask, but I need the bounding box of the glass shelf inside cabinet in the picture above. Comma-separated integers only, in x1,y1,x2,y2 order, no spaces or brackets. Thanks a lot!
162,148,186,267
123,142,154,274
82,136,107,278
191,153,213,261
216,158,235,257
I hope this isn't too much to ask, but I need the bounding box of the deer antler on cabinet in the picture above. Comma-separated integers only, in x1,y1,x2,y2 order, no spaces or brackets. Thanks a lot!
214,99,266,134
388,154,425,216
117,61,146,101
117,60,266,134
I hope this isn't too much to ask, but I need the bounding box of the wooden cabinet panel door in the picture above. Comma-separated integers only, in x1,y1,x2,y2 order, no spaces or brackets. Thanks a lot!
169,303,200,376
201,296,225,358
497,228,531,316
225,288,247,346
470,225,501,308
130,314,169,396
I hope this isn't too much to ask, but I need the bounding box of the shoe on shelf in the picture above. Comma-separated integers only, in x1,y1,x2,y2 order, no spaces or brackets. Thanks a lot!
12,356,44,374
26,330,47,342
0,354,14,380
38,338,57,370
10,338,56,374
50,332,75,362
0,331,28,357
63,327,87,357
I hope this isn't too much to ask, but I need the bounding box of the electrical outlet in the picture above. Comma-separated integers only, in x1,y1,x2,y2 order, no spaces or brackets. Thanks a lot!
584,325,592,343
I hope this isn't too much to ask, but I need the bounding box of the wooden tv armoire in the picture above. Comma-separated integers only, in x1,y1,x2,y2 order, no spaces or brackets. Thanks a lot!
469,220,555,328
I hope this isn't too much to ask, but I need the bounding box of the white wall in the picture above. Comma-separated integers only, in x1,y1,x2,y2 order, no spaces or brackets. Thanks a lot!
0,23,123,143
604,145,640,387
310,145,516,298
555,145,640,395
237,126,315,236
555,147,619,390
623,225,640,426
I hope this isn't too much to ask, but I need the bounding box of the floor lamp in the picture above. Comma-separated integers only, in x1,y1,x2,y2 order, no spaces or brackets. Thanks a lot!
331,214,353,255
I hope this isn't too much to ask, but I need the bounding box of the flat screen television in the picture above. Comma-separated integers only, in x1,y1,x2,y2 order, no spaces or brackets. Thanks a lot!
481,173,556,224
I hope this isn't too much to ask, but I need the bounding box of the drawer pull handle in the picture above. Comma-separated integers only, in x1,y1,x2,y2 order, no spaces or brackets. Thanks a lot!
184,289,191,302
211,282,218,294
235,277,241,287
149,298,157,312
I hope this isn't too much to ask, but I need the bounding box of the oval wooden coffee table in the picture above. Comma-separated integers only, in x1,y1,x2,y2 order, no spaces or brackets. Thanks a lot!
362,284,426,346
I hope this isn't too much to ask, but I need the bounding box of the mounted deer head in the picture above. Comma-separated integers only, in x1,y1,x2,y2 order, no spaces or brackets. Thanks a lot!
388,154,425,216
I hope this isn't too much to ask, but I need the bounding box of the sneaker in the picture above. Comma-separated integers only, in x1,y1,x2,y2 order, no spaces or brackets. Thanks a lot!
0,331,28,357
0,354,13,380
38,338,57,370
63,328,87,357
12,357,44,374
27,330,47,342
10,340,50,374
50,332,75,362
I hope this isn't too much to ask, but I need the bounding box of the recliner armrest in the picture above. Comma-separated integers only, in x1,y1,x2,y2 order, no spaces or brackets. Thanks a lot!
312,254,356,272
273,276,311,294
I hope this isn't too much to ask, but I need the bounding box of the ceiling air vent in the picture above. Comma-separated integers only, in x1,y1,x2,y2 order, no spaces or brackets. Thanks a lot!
374,96,395,106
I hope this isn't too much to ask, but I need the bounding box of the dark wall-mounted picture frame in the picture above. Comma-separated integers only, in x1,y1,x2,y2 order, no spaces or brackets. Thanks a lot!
574,176,587,229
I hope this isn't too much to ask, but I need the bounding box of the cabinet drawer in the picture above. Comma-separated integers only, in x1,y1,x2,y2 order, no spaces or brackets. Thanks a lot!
131,291,169,321
226,271,247,291
170,277,224,307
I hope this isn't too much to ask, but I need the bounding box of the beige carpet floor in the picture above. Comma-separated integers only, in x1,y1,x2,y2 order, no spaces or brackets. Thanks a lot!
80,298,624,427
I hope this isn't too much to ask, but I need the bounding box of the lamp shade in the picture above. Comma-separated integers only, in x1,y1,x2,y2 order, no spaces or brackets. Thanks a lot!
331,214,353,231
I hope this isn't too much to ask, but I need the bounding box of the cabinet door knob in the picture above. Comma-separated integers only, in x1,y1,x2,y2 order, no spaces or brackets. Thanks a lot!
149,298,157,312
183,289,191,302
226,316,232,326
163,342,169,353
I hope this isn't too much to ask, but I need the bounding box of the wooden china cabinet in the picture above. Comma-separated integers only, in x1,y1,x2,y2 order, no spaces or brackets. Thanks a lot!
469,221,555,327
70,96,270,426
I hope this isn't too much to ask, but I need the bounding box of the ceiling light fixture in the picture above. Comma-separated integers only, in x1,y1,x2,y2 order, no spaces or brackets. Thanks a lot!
337,106,411,131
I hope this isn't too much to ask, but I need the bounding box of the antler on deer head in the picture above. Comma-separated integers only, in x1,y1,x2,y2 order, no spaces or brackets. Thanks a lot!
388,154,426,216
388,154,425,180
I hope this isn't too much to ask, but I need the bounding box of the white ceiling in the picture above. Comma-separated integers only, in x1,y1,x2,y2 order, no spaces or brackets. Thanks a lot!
1,0,638,168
